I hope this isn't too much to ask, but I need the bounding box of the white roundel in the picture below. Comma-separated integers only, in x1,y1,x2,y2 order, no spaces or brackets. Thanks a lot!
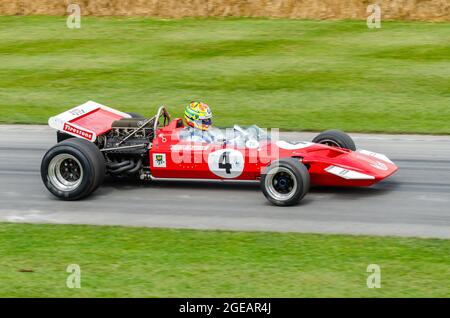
208,149,244,178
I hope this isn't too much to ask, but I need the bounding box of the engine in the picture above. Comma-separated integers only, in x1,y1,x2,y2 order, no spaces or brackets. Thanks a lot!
100,118,155,177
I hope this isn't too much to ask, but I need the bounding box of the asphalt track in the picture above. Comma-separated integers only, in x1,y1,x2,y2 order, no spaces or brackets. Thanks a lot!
0,125,449,238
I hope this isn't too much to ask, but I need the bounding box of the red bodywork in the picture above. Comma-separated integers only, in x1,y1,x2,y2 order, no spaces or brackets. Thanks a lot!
48,101,131,142
149,119,398,187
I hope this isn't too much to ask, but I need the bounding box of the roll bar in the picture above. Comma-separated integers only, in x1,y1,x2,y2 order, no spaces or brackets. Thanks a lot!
153,105,171,133
117,106,171,146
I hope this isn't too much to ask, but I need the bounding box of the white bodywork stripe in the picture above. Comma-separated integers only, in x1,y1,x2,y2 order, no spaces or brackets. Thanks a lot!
276,140,314,150
358,149,394,164
325,165,375,180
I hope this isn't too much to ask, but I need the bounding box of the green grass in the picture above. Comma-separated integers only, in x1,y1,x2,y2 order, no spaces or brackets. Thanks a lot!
0,223,449,297
0,16,449,133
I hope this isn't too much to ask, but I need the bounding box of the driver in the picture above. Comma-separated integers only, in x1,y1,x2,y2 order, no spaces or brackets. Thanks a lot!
180,101,223,143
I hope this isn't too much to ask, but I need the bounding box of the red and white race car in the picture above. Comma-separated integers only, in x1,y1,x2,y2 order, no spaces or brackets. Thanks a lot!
41,101,398,206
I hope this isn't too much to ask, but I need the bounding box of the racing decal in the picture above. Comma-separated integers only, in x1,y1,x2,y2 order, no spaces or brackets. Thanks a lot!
68,107,88,117
325,165,375,180
153,153,167,168
276,140,314,150
158,133,167,143
358,150,394,164
370,161,388,171
171,144,209,152
208,149,244,178
63,123,94,141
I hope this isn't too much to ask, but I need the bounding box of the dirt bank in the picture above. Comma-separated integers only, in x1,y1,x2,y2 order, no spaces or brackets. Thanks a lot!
0,0,448,21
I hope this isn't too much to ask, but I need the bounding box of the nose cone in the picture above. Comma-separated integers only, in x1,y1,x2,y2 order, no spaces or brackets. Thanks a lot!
346,150,398,181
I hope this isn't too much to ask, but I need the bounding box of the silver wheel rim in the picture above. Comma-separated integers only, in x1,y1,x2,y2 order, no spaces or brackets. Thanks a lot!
48,154,83,192
264,166,298,201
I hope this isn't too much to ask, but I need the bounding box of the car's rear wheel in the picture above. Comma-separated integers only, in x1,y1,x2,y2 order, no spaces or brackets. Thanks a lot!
312,129,356,151
41,138,105,200
261,158,310,206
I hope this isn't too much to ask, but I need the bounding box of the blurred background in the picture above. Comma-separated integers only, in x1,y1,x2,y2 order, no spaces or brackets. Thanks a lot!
0,1,448,133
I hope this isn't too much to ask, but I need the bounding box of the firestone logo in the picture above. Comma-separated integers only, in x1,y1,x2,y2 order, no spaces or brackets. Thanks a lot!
64,123,93,140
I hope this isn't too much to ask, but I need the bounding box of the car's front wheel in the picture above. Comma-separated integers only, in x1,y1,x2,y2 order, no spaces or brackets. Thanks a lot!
261,158,310,206
312,129,356,151
41,138,105,200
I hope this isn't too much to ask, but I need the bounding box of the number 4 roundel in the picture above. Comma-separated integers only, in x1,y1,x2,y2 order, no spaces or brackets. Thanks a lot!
208,149,245,178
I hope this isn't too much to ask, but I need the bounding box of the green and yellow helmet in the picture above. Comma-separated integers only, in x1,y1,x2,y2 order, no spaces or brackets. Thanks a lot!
184,101,212,131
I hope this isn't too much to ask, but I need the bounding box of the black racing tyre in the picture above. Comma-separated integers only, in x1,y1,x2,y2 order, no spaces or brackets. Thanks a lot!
312,129,356,151
41,138,106,200
127,112,144,118
261,158,310,206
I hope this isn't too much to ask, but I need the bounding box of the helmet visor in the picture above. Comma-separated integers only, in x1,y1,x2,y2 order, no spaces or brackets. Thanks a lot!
193,118,211,129
201,118,212,126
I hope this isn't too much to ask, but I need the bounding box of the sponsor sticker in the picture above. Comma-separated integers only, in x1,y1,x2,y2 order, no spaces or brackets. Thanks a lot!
153,153,167,168
171,144,209,152
68,107,86,117
63,123,93,140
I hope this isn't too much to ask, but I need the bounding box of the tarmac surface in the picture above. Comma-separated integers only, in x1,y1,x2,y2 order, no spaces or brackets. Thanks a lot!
0,125,449,238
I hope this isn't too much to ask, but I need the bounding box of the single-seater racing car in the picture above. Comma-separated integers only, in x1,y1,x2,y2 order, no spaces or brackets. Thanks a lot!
41,101,398,206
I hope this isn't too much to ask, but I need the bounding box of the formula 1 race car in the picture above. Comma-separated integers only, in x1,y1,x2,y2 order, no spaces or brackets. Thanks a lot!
41,101,398,206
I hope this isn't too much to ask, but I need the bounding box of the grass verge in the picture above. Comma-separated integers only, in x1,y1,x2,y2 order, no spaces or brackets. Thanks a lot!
0,17,449,133
0,222,448,297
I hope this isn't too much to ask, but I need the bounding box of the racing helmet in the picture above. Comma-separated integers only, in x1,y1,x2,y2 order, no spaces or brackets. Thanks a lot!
184,101,212,131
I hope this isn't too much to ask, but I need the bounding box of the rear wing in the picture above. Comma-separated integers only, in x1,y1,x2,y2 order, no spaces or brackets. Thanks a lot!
48,101,131,142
